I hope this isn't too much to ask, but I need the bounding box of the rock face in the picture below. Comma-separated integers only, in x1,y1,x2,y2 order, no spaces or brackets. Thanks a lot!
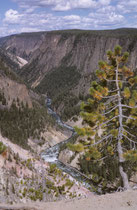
1,29,137,89
19,29,137,88
1,32,46,61
0,48,55,151
0,49,32,108
0,75,32,108
1,28,137,118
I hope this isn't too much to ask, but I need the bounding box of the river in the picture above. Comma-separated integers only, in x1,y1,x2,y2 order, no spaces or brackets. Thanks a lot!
41,98,97,192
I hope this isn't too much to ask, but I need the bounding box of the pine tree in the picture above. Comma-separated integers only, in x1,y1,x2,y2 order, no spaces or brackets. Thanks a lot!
74,46,137,190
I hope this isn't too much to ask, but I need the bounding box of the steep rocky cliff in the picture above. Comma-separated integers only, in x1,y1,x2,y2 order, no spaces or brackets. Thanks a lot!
0,48,32,108
0,48,55,149
0,31,46,61
19,29,137,86
1,28,137,119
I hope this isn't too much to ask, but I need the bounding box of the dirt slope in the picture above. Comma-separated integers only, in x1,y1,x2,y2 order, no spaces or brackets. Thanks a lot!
0,190,136,210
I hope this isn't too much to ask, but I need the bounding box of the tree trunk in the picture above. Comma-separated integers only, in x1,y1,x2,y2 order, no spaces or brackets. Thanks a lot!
119,165,130,189
116,59,131,190
117,140,131,189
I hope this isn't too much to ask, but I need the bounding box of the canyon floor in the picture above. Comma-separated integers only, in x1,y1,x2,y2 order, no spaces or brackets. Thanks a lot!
0,190,137,210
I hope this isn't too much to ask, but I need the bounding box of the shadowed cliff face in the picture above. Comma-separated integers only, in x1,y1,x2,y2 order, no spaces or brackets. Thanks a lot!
1,29,137,119
18,30,137,88
1,29,137,88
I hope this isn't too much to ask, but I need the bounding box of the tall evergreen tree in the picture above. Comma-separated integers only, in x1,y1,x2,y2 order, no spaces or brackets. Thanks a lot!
74,46,137,190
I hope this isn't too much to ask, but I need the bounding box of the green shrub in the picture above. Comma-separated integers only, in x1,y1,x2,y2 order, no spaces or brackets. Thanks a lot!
0,142,6,154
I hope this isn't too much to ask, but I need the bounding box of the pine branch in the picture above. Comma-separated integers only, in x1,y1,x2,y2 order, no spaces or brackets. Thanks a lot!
101,116,118,126
122,134,137,144
103,77,128,83
96,156,108,161
104,98,118,106
123,129,136,138
122,105,137,109
122,115,135,120
94,92,118,99
91,134,112,146
103,105,118,115
102,94,118,99
123,125,135,133
108,89,119,93
103,123,115,128
123,125,129,129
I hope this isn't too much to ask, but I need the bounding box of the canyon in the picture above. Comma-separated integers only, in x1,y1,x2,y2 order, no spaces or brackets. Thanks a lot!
0,28,137,207
1,28,137,119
